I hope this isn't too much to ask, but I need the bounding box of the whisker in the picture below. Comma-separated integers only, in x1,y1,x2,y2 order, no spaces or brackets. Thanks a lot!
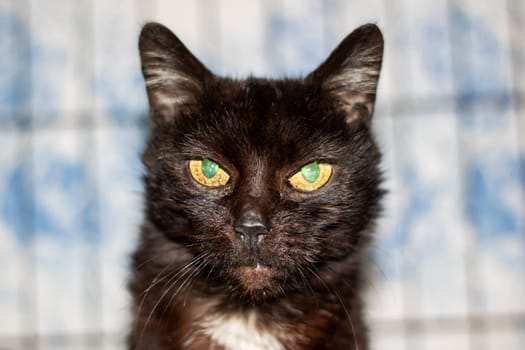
183,259,209,307
164,257,206,313
306,266,359,350
133,259,182,340
334,289,360,350
297,266,319,308
136,251,208,317
134,253,209,350
138,262,177,298
134,248,177,271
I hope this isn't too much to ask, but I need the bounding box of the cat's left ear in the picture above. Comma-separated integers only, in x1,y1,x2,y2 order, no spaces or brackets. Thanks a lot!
139,22,214,126
307,24,383,124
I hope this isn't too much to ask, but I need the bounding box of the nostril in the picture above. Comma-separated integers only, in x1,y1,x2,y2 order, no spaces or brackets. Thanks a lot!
234,204,271,247
234,221,270,247
235,223,270,236
234,223,269,237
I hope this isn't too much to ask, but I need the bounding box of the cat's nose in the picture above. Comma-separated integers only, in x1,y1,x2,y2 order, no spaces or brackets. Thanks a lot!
234,209,271,248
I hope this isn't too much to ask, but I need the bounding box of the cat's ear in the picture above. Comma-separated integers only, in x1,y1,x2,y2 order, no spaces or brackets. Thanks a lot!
139,22,213,126
307,24,383,124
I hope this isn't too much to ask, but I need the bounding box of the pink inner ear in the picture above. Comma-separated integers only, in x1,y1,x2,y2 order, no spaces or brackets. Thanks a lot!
345,103,373,126
330,89,375,125
139,22,215,127
305,24,383,126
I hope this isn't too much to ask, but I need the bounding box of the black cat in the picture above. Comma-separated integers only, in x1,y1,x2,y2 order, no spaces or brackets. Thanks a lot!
128,22,384,350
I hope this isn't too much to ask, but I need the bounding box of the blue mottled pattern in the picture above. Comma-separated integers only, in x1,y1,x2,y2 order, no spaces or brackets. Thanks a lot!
1,0,524,349
0,13,32,125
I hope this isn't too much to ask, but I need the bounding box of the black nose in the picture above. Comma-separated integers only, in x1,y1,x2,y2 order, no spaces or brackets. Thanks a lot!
234,209,271,248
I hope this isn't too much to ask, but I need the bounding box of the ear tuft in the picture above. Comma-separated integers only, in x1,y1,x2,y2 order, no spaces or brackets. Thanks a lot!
308,24,384,124
139,22,213,126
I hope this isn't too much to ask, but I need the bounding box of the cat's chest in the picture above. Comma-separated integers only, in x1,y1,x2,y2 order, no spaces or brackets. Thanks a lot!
197,311,285,350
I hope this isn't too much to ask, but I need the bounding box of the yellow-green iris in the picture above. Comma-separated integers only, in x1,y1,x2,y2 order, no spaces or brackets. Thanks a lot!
189,159,230,187
289,161,332,191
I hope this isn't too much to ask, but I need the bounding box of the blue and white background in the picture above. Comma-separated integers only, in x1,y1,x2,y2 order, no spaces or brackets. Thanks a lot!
1,0,524,349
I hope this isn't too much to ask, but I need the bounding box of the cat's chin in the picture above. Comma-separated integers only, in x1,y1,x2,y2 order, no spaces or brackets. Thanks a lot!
234,263,279,299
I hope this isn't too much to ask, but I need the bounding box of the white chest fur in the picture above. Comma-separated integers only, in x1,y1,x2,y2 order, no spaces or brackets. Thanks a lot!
200,312,284,350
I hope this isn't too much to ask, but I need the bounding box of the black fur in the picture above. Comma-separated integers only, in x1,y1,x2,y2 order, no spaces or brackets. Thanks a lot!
129,22,384,350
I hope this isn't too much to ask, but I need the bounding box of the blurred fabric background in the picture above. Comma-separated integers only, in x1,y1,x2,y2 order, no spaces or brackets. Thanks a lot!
1,0,524,349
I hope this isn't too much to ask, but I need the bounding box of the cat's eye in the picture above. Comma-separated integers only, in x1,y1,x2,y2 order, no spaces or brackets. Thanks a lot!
289,161,332,192
189,159,230,187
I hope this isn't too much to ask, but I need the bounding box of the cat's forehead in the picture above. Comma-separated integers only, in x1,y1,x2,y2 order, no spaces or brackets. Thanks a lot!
209,79,344,131
170,79,352,167
229,79,314,110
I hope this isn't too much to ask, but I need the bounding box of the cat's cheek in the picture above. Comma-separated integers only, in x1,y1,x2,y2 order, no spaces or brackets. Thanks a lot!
183,178,235,198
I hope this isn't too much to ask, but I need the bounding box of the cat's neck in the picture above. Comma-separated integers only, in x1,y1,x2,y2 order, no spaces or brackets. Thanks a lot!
178,284,361,350
192,308,286,350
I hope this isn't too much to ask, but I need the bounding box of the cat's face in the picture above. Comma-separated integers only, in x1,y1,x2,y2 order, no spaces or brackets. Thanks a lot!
139,23,383,302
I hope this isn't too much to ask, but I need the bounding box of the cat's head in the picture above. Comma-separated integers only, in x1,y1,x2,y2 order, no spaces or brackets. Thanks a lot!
138,23,384,302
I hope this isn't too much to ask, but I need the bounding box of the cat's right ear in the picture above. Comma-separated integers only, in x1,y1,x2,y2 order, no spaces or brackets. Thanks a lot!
139,22,213,126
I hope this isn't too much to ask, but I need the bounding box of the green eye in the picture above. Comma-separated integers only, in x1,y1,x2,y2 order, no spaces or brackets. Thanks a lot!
189,159,230,187
201,158,219,179
289,161,332,191
301,161,320,183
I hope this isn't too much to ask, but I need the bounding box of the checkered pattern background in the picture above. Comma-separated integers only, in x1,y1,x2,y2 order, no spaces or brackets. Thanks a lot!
1,0,524,349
